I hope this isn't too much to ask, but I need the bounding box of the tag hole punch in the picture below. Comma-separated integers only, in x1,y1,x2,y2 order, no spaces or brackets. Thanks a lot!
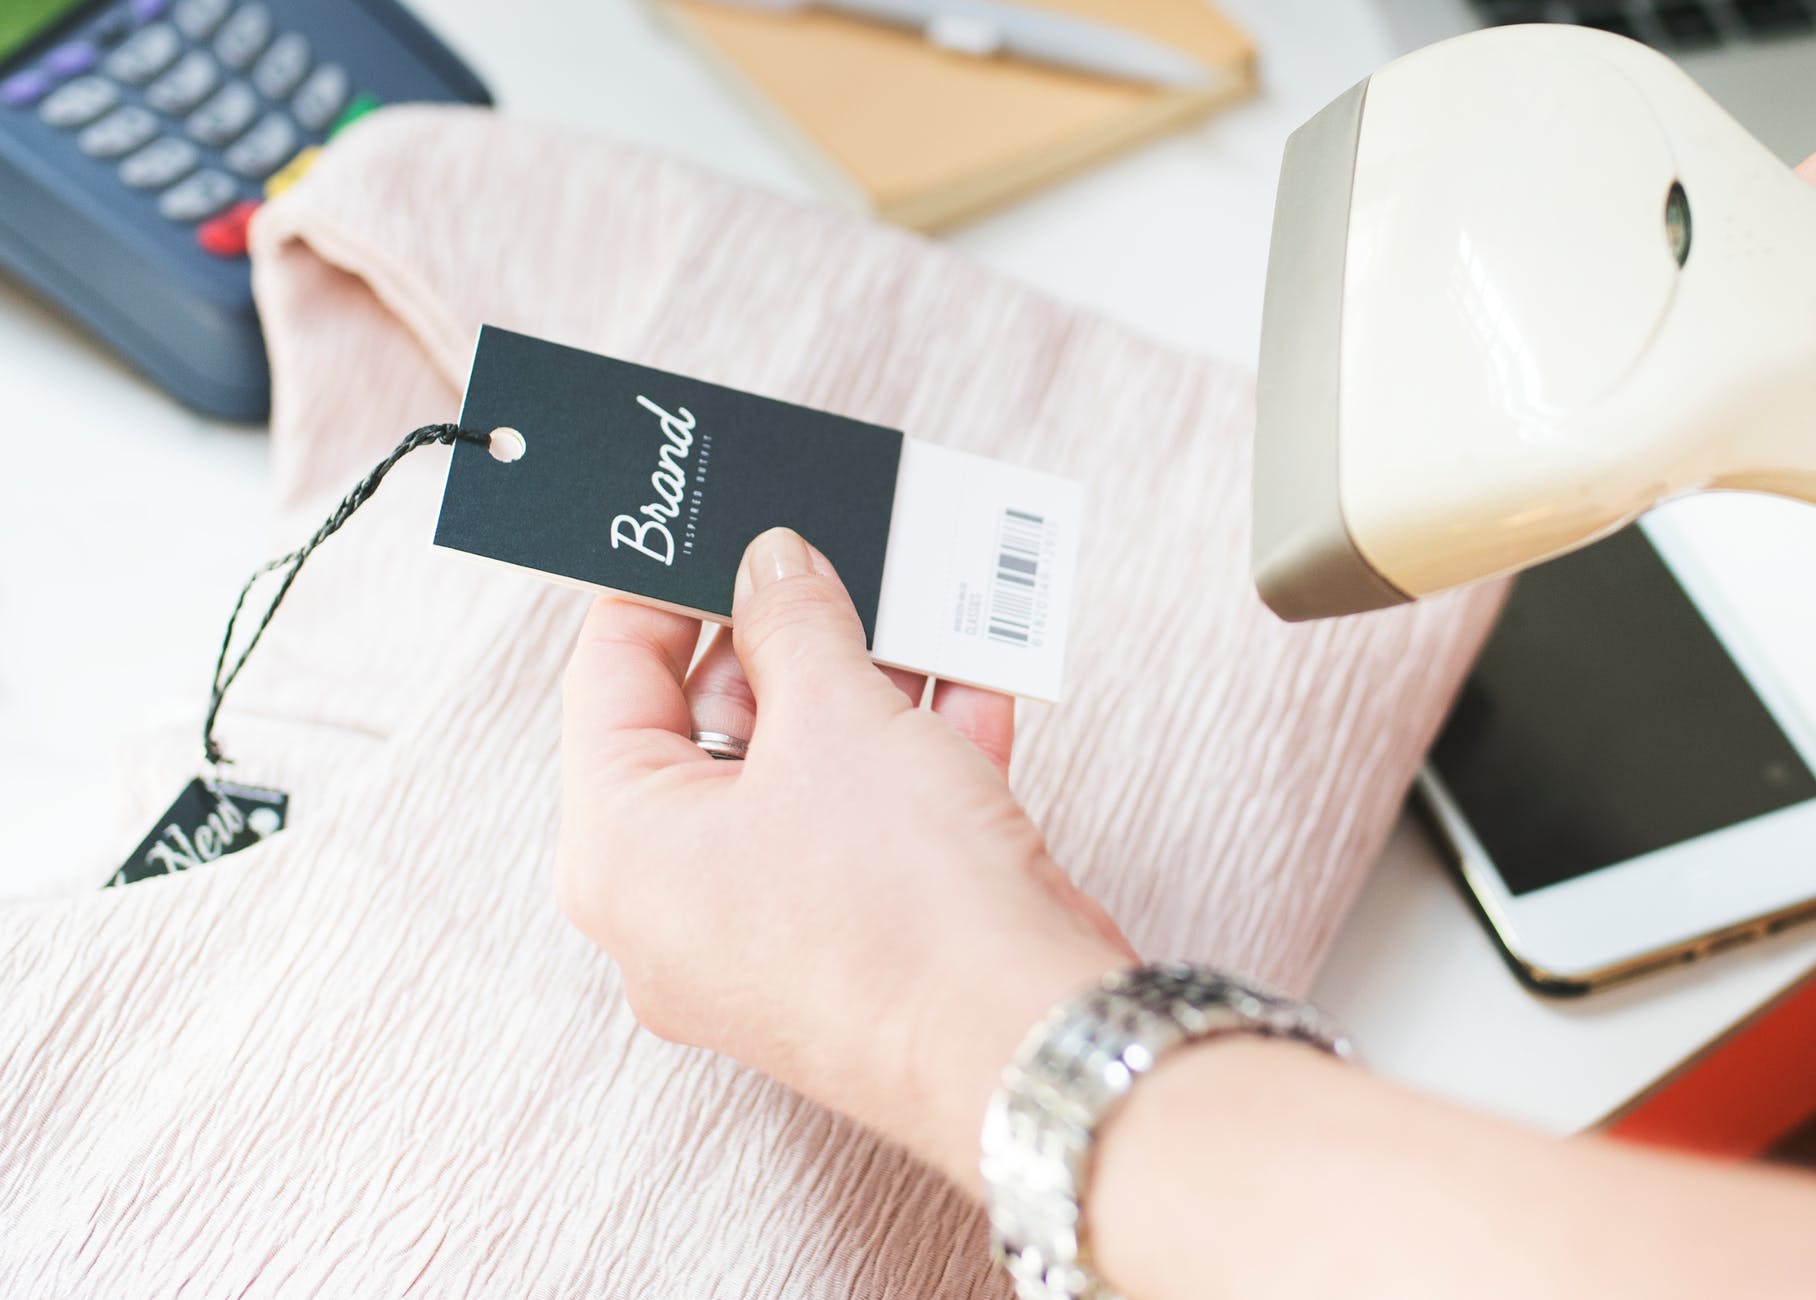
488,427,526,463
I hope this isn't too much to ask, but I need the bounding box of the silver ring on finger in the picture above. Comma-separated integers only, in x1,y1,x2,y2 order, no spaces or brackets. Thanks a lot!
692,730,749,761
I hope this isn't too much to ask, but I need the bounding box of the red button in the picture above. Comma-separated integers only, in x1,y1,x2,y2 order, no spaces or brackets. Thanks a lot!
196,200,261,258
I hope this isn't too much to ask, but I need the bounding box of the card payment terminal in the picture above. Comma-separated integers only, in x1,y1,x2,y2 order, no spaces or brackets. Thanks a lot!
0,0,489,421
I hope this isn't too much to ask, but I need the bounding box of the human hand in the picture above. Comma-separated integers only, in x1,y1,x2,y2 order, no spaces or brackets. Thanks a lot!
556,527,1133,1187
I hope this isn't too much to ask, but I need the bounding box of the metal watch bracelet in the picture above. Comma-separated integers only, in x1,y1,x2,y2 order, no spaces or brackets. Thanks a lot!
979,962,1356,1300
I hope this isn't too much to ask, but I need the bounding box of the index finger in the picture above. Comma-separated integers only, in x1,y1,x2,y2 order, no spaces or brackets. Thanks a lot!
564,596,708,776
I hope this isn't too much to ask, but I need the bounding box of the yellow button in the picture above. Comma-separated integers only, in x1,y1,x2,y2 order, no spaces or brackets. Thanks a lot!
264,146,323,200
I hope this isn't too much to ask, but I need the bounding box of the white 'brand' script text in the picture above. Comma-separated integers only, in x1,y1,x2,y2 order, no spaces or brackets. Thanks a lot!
611,395,696,566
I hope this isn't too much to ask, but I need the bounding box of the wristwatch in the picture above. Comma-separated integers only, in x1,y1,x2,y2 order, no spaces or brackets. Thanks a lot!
979,962,1355,1300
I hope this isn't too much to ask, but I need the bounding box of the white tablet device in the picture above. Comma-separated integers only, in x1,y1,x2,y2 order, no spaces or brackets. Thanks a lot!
1419,505,1816,996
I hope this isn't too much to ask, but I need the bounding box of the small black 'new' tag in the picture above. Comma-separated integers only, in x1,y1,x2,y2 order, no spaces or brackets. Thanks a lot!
108,778,289,888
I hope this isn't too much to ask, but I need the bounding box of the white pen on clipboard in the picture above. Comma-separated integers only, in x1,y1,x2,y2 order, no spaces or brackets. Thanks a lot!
693,0,1227,90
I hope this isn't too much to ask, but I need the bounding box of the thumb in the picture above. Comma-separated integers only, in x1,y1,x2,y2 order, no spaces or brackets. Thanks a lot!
731,528,901,724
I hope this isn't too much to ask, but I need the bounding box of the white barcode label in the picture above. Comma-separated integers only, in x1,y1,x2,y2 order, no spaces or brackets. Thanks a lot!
987,509,1050,647
872,441,1081,701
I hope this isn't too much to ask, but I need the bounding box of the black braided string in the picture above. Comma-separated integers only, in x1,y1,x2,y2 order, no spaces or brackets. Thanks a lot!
202,423,494,766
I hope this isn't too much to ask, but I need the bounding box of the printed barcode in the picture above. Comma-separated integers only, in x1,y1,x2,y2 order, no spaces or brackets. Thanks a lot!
988,508,1046,646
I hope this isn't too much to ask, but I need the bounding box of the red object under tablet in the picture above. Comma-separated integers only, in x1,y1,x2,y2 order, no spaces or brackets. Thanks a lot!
1602,964,1816,1159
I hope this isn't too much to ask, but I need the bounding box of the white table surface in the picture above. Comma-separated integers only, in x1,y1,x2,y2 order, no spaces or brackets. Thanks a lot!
4,0,1815,1136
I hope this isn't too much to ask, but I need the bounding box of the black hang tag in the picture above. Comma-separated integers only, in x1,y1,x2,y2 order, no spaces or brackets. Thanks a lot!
434,326,904,645
107,778,289,888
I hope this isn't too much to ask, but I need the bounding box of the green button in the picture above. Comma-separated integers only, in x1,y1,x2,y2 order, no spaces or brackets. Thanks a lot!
328,92,382,139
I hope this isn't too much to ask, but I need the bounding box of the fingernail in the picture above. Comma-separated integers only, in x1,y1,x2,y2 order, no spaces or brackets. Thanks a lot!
739,527,810,598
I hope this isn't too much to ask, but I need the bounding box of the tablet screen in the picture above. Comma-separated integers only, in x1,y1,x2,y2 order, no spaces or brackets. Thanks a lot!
1429,526,1816,896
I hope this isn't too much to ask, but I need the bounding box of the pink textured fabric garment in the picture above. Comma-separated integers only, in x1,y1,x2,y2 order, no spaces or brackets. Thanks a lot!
0,108,1500,1296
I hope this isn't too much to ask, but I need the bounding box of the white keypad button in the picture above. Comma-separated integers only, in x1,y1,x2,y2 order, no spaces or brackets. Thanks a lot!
174,0,233,39
104,21,183,86
251,32,309,100
78,104,159,158
186,80,258,146
290,62,348,133
223,112,297,178
213,3,273,71
39,76,120,129
145,49,220,116
158,168,237,222
119,135,200,189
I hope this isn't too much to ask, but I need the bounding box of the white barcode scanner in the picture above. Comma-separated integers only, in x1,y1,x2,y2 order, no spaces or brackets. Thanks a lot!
1252,24,1816,621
